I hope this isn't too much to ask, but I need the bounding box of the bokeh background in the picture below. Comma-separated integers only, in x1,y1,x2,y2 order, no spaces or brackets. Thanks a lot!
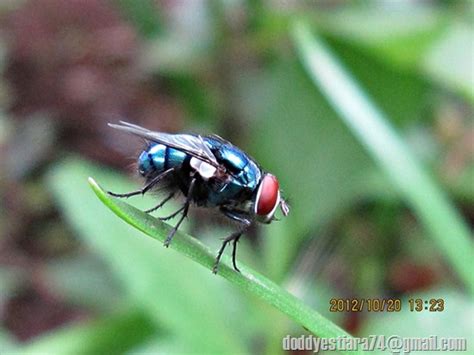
0,0,473,354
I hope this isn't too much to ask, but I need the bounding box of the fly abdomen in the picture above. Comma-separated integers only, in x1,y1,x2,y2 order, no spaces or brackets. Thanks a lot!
138,143,187,177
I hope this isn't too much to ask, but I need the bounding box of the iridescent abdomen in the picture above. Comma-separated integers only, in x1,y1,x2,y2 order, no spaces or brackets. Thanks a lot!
138,143,187,177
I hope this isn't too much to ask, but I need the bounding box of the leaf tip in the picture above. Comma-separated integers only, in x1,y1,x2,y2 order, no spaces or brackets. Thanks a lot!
88,176,98,187
88,177,104,196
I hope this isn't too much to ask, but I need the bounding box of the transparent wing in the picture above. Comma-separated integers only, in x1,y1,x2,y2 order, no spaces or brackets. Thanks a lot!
207,133,228,143
108,121,220,167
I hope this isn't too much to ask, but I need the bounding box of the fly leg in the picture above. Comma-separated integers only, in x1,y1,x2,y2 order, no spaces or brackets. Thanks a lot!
213,221,251,274
107,168,174,198
145,192,175,214
231,235,242,272
158,205,185,221
163,177,196,247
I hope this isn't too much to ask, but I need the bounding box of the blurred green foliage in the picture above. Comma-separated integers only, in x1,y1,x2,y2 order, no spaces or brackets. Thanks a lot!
0,1,472,354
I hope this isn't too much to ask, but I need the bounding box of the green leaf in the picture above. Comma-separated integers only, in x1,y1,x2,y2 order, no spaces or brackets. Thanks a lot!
292,21,474,295
314,6,447,68
44,254,123,312
115,0,162,38
84,176,361,353
0,327,18,353
15,310,156,355
323,37,429,127
422,22,474,102
313,7,473,102
46,159,246,354
126,338,186,355
239,59,372,280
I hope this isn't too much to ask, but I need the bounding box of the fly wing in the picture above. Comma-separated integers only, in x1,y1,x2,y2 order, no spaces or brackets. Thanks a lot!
109,121,220,168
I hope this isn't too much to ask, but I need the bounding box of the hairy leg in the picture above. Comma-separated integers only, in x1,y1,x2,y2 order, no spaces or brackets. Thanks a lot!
163,177,196,247
213,222,251,274
145,192,175,213
107,168,174,198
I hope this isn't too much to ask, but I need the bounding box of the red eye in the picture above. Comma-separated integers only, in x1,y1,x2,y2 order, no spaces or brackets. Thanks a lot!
256,175,280,216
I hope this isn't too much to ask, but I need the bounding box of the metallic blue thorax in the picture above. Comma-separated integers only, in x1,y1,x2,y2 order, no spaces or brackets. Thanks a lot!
138,135,262,207
204,137,262,206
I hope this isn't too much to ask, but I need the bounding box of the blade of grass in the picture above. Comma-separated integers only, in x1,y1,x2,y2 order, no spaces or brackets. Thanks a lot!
88,177,362,354
292,21,473,295
48,159,246,353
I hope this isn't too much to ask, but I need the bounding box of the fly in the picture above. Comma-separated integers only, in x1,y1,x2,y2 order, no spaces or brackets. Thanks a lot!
107,121,290,273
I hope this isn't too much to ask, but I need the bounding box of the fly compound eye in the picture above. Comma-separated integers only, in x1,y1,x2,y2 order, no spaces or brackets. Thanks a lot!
255,174,280,222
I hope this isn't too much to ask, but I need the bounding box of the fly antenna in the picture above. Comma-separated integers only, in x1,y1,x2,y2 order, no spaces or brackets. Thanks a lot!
280,198,290,216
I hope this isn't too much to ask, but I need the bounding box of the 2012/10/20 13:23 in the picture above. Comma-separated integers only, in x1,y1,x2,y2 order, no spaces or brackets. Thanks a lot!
107,121,290,274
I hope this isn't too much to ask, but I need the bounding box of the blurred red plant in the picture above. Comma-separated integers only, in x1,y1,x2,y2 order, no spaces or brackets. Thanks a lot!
3,0,182,165
5,0,138,121
0,0,184,340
